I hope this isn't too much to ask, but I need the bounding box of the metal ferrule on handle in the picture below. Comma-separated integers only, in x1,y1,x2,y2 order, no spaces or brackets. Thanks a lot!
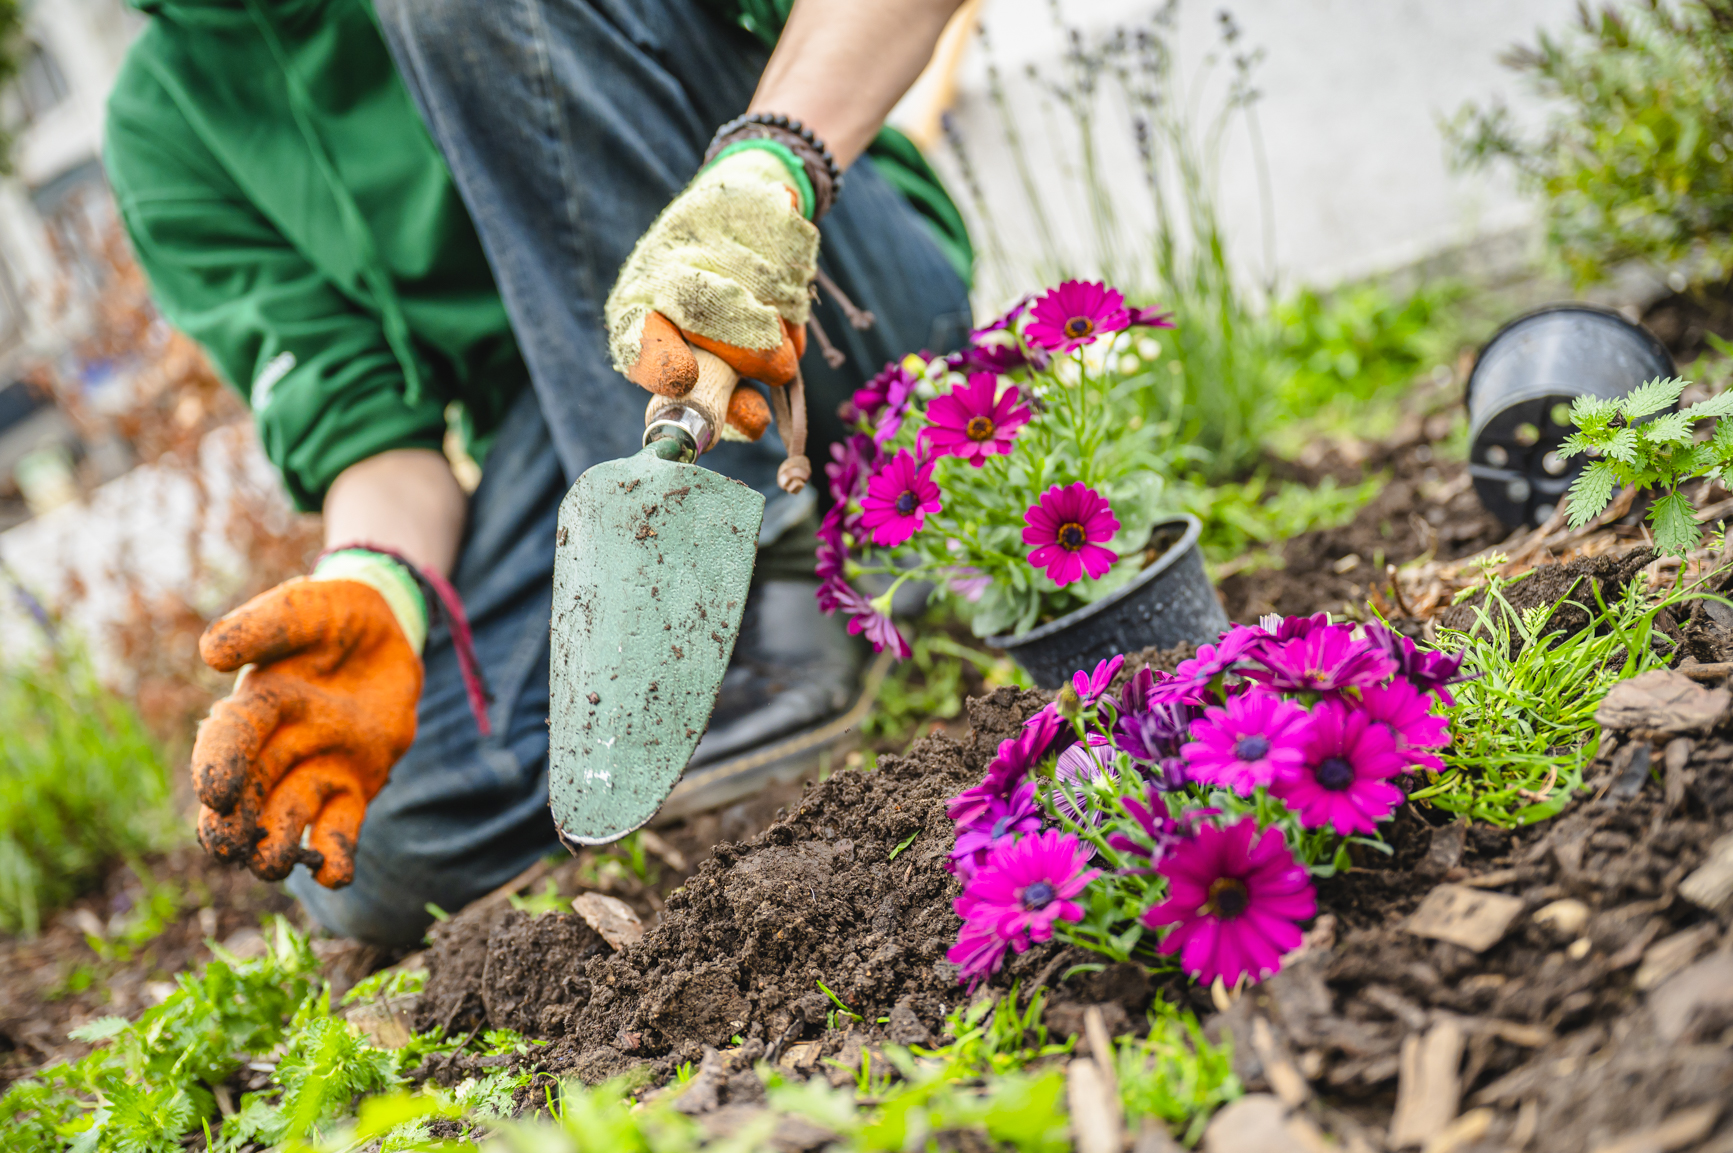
643,405,713,463
641,344,738,463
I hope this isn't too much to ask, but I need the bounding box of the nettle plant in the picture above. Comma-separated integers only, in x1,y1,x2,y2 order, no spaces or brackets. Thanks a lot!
942,613,1467,990
1562,375,1733,555
817,280,1181,655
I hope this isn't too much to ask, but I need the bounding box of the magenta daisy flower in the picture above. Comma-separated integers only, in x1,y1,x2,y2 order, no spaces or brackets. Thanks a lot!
1072,654,1126,709
1142,817,1316,986
945,920,1010,988
851,362,915,422
1106,794,1182,870
949,830,1099,985
1362,622,1473,706
1357,678,1448,771
1024,280,1132,352
972,295,1033,338
951,779,1043,873
1023,482,1120,585
1271,698,1407,834
924,374,1032,467
1182,690,1311,795
948,342,1050,376
947,709,1068,826
1257,611,1332,642
1243,624,1398,695
1128,304,1175,329
825,581,912,661
859,450,941,547
1174,627,1262,686
825,433,876,507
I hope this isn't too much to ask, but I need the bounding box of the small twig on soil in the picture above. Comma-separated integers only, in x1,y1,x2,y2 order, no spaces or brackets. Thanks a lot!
1680,662,1733,681
636,829,689,873
1516,761,1559,803
1387,563,1413,617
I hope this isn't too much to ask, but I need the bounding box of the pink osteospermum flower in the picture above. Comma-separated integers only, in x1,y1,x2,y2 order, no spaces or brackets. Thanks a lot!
852,362,916,423
972,294,1034,339
1072,654,1126,709
1174,627,1263,686
948,830,1100,986
1357,678,1449,771
1142,817,1317,987
1023,483,1120,586
1182,690,1311,795
1025,280,1132,352
1271,698,1408,834
951,780,1043,864
923,374,1032,466
1362,622,1474,706
1243,624,1399,695
948,709,1068,826
1128,304,1175,329
826,582,912,661
859,450,941,547
945,920,1011,989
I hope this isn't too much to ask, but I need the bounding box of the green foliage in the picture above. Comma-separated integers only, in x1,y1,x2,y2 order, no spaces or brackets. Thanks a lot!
1273,280,1466,412
0,649,179,936
1449,0,1733,287
1115,1003,1242,1146
1412,570,1688,824
914,986,1073,1077
861,630,1020,742
1558,375,1733,554
0,0,24,172
1184,472,1387,567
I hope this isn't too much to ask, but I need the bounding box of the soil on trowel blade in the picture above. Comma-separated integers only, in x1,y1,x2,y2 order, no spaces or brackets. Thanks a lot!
414,687,1065,1087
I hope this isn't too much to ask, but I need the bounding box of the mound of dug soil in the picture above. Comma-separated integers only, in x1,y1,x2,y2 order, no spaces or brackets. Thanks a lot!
414,687,1062,1084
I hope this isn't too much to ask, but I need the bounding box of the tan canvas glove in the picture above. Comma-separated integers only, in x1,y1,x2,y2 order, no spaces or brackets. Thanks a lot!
606,147,817,408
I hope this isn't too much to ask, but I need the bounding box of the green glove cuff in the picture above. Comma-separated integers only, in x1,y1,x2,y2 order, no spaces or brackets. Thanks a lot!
704,138,816,220
312,549,429,654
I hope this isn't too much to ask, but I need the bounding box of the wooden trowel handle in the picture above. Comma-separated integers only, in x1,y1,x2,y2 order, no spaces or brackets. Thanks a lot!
643,347,738,462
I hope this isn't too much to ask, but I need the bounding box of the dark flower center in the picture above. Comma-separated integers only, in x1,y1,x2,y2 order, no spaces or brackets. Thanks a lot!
1063,316,1095,340
1316,756,1356,791
1057,522,1087,551
895,491,919,516
965,415,996,441
990,815,1015,840
1234,735,1272,762
1021,880,1056,910
1205,876,1250,919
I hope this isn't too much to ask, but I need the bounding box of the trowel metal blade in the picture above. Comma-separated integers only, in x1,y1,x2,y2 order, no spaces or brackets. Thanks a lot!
548,449,763,844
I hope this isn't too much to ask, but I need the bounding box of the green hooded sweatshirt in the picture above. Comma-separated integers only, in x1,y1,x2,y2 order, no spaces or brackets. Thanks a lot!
106,0,971,513
106,0,526,512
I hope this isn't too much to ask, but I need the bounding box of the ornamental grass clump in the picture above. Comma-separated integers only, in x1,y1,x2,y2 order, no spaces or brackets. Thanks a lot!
817,280,1182,655
943,614,1467,990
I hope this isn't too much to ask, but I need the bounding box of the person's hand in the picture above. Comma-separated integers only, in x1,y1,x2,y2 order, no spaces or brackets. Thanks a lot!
605,146,817,437
191,553,426,888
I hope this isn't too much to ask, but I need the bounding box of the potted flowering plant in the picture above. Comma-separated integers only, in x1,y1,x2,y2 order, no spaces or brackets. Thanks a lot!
943,614,1467,990
816,281,1227,685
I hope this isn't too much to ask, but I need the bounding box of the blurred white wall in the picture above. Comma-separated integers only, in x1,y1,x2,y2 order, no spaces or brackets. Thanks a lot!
903,0,1584,308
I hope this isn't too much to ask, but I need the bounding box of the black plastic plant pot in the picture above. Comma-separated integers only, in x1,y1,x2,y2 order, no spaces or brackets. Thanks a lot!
1466,304,1675,528
988,514,1228,691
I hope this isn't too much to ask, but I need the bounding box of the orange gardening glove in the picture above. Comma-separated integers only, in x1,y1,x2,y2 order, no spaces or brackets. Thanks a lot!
604,146,818,440
191,555,425,888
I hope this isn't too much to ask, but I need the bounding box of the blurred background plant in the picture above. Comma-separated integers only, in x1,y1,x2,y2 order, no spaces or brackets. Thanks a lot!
1448,0,1733,293
0,640,178,937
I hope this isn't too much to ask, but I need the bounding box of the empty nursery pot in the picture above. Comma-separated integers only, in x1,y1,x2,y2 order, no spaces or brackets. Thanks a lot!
988,514,1228,691
1466,304,1675,528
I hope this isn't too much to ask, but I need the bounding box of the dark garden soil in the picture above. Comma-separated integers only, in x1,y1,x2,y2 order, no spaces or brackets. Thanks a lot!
8,400,1733,1149
1220,430,1511,625
404,527,1733,1149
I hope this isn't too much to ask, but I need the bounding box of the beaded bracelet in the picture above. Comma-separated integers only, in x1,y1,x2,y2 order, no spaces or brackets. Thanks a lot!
704,111,844,220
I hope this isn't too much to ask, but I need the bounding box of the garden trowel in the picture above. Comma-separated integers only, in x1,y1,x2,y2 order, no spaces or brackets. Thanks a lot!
548,348,764,844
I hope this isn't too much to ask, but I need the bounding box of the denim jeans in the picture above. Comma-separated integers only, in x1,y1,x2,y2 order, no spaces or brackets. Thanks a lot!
290,0,972,945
